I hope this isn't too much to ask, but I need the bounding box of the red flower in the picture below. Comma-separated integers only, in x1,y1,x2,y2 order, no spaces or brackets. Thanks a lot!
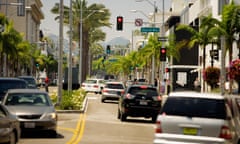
229,59,240,81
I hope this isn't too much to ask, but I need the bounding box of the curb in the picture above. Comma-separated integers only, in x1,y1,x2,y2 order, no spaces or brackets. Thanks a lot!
56,97,88,113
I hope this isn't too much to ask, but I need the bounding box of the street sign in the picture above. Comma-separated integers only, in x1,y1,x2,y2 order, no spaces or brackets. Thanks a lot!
141,27,160,32
158,36,167,41
135,18,143,26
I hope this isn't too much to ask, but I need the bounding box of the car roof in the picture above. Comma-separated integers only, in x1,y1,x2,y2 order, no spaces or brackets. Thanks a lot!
168,91,225,100
105,81,124,84
7,89,48,94
18,76,35,79
0,77,26,81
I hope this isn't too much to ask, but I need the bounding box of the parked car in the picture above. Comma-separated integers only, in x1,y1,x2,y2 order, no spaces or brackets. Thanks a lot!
81,79,106,94
1,89,58,137
0,77,28,101
18,76,38,89
101,81,125,103
0,103,21,144
153,91,233,144
225,95,240,144
118,84,161,122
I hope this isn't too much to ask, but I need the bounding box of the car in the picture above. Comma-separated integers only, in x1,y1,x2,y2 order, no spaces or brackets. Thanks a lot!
0,77,28,101
81,78,106,94
225,95,240,144
118,84,161,122
101,81,125,103
153,91,233,144
0,103,21,144
1,89,58,137
18,76,38,89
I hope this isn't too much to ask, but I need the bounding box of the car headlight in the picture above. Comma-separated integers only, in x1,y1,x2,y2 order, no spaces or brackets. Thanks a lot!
44,112,57,120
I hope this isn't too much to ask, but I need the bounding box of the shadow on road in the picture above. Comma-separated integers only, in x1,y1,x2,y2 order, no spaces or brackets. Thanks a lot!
21,131,64,139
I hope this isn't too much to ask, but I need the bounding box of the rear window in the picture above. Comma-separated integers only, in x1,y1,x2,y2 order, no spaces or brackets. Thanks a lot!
161,97,227,119
106,83,124,89
0,80,27,95
129,87,158,97
84,80,97,84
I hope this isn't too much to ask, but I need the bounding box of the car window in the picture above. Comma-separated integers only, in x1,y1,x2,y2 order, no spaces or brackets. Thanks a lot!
129,87,158,97
0,106,6,118
106,84,124,89
85,80,97,84
5,93,51,106
160,97,226,119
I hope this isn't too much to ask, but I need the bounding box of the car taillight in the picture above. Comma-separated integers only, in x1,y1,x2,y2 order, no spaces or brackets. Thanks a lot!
121,90,125,94
82,84,85,87
155,121,162,133
219,125,232,139
94,85,99,88
102,89,108,93
125,93,134,99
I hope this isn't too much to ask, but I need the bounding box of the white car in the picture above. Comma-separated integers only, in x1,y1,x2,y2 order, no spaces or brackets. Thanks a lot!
81,79,105,94
153,91,234,144
101,81,125,103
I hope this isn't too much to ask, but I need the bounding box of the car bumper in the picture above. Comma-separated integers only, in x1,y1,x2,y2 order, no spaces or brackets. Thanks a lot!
123,105,160,117
153,133,228,144
20,120,57,131
102,94,120,100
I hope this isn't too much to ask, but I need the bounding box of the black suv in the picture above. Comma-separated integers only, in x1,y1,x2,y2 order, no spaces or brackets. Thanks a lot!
0,77,28,101
118,84,161,122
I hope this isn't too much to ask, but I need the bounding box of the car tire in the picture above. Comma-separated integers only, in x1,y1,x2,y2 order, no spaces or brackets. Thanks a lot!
8,131,16,144
152,115,157,123
117,109,121,119
120,113,127,121
101,99,105,103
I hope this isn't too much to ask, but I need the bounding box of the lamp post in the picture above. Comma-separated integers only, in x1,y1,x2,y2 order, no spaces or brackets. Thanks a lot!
135,0,157,85
68,0,73,92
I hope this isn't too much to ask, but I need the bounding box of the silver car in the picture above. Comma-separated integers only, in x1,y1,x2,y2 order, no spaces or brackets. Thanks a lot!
1,89,57,137
101,81,125,103
153,91,233,144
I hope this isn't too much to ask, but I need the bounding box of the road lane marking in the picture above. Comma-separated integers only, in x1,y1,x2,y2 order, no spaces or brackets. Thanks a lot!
57,127,75,133
74,113,86,144
66,113,84,144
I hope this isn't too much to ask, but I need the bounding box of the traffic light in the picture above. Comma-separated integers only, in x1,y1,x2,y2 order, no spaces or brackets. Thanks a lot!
160,47,167,61
116,16,123,31
106,45,111,54
213,50,219,60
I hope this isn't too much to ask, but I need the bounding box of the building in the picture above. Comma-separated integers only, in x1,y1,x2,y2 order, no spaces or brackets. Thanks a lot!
0,0,44,43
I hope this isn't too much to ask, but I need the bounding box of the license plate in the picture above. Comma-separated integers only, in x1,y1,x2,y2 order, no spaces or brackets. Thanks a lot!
140,100,148,105
183,127,198,135
24,122,35,128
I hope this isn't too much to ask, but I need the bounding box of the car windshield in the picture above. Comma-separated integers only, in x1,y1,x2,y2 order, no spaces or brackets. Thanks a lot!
106,84,124,89
129,87,158,97
5,93,51,106
161,97,226,119
84,80,97,84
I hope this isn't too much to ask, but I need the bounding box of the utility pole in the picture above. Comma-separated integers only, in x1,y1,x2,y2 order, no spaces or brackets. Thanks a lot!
57,0,64,104
68,0,73,92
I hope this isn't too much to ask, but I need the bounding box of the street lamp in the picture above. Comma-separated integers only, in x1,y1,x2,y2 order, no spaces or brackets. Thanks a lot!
135,0,157,85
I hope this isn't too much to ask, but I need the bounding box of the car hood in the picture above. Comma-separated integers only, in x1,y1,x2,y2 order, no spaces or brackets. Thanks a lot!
6,106,55,115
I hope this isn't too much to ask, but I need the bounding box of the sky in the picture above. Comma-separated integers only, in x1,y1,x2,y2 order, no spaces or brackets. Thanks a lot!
40,0,171,42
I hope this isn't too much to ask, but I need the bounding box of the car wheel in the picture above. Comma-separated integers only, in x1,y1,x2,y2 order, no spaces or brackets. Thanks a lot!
152,115,157,123
101,99,105,103
120,113,127,121
8,131,16,144
49,130,57,138
117,109,121,119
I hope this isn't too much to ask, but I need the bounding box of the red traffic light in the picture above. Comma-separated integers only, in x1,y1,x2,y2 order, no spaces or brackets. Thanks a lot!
160,47,166,61
161,48,166,54
117,16,123,31
117,17,123,22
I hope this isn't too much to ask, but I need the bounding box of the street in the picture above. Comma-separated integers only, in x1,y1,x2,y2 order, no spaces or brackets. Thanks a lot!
18,93,155,144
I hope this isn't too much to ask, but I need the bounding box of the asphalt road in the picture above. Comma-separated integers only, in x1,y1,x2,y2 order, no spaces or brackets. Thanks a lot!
18,92,155,144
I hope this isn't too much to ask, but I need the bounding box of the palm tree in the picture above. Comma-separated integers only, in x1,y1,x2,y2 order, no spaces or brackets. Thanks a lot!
207,3,240,93
176,15,217,91
51,0,111,81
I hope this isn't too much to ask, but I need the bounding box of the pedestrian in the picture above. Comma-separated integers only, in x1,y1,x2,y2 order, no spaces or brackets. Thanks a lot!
45,76,49,92
194,77,200,91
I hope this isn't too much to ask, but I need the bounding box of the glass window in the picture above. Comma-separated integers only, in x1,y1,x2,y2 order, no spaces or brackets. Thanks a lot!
161,97,226,119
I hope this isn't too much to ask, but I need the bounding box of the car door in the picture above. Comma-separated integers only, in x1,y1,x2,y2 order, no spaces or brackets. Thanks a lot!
0,105,12,141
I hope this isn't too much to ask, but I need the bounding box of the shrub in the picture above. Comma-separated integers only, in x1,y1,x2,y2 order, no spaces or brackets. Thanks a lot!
203,66,220,89
229,59,240,81
49,88,86,110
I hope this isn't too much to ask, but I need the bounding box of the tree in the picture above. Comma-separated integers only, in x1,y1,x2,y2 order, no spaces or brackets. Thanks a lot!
51,0,111,81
